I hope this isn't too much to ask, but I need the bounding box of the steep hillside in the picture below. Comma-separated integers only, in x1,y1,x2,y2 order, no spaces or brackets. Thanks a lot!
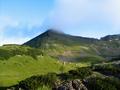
24,29,120,61
23,29,99,48
23,30,105,63
96,34,120,58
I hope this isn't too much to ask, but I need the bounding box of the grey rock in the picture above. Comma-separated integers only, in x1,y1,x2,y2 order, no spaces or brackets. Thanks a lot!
53,79,88,90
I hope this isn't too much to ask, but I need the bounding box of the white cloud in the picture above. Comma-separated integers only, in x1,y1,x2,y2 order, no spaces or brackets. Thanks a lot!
51,0,120,32
103,0,120,31
0,16,43,45
51,0,88,29
0,16,19,31
0,37,30,46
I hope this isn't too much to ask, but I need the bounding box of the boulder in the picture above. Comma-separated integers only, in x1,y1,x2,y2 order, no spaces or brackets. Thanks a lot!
53,79,88,90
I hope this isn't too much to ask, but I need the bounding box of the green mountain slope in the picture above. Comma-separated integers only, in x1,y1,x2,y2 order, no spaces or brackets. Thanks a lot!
24,29,120,61
23,29,99,48
0,30,119,63
23,30,102,62
0,29,120,89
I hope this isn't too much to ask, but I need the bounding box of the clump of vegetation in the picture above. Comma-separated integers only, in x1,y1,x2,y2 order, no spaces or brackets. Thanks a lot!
69,67,92,79
93,64,120,78
86,77,120,90
16,67,92,90
19,73,58,90
58,67,92,81
0,45,43,60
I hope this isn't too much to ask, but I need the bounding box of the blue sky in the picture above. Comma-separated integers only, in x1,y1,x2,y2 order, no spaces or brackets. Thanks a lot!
0,0,120,45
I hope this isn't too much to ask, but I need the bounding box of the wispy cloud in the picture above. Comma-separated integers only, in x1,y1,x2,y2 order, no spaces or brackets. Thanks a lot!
51,0,120,33
0,16,43,45
0,0,55,45
104,0,120,31
0,36,30,46
0,16,19,31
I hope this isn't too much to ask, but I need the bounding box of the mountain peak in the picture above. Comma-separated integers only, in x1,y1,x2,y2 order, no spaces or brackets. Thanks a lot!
24,29,99,48
45,29,56,33
44,29,64,35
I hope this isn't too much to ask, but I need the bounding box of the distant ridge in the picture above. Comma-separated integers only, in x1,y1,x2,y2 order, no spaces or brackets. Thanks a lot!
23,29,99,48
23,29,120,61
101,34,120,41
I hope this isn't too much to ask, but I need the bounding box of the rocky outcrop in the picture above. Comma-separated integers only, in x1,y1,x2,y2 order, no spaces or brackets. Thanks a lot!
53,79,88,90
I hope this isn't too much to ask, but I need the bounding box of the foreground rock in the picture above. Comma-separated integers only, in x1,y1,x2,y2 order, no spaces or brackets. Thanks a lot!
53,79,88,90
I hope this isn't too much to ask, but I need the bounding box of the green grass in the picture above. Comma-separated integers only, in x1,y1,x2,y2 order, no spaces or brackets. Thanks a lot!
0,45,103,87
0,55,88,87
77,55,105,64
37,86,50,90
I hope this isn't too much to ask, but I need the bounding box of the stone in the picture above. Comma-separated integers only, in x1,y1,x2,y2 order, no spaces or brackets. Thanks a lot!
53,79,88,90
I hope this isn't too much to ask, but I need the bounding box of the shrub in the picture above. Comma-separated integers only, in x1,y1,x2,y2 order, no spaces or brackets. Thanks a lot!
69,67,92,79
86,77,119,90
19,73,58,90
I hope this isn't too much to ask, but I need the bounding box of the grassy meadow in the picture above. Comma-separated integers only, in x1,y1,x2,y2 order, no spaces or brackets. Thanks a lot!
0,55,88,87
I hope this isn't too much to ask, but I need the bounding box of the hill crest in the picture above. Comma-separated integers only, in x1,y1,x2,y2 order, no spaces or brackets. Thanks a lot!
23,29,99,48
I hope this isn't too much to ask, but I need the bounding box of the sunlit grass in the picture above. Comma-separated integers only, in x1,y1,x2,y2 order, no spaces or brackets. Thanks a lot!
0,55,88,87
